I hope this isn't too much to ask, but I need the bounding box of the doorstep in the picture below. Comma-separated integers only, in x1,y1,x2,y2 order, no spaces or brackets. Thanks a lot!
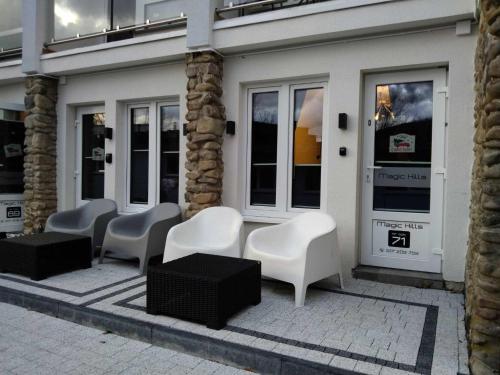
352,266,446,290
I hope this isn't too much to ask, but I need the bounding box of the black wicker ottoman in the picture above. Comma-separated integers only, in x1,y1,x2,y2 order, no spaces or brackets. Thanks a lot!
0,232,92,281
147,253,261,329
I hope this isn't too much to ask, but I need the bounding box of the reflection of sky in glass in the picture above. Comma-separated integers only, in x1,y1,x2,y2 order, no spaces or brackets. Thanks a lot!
161,105,179,131
252,92,278,124
0,0,21,31
376,82,433,129
0,0,22,49
54,0,109,39
133,108,149,125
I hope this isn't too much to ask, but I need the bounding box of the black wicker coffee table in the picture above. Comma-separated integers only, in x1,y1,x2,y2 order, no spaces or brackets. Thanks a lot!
0,232,92,281
147,253,261,329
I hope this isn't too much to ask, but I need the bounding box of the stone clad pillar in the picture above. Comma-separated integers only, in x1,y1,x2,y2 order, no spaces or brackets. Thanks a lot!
184,51,225,218
467,1,500,373
23,76,58,234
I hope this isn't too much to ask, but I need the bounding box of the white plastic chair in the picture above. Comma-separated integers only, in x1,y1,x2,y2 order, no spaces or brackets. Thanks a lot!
244,212,343,307
163,206,243,263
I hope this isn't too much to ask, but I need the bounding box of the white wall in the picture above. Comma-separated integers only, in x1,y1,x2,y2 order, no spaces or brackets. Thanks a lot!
222,26,476,282
0,81,25,106
56,62,187,214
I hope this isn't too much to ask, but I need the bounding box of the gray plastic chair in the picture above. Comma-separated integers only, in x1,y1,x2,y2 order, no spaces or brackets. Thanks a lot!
45,199,118,256
99,203,182,274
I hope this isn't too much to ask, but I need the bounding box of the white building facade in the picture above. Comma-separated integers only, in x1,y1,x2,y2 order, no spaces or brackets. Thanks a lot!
0,0,477,284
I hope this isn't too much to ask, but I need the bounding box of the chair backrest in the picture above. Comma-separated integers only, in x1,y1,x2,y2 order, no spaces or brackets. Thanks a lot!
145,203,182,226
288,212,336,241
79,199,117,227
191,206,242,243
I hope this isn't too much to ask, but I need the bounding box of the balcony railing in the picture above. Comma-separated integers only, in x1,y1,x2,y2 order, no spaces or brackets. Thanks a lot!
46,0,187,51
216,0,330,18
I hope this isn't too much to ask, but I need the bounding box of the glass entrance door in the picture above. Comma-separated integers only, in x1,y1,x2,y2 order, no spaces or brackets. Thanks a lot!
361,70,446,273
76,106,105,206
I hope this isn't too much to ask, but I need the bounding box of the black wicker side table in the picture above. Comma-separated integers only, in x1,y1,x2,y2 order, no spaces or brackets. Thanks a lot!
0,232,92,281
147,253,261,329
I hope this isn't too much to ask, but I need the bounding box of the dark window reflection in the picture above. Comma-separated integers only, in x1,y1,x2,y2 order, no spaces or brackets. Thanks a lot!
373,81,433,212
292,87,323,208
82,113,105,200
250,92,278,206
0,112,24,194
112,0,136,28
159,105,179,204
130,107,149,204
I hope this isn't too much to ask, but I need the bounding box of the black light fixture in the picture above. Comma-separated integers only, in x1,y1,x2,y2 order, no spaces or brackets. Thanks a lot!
105,153,113,164
226,121,235,135
338,113,348,130
183,123,188,136
105,127,113,140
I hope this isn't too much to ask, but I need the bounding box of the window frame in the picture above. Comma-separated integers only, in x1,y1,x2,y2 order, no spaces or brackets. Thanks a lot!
287,82,327,213
243,80,328,220
126,102,156,211
155,101,181,204
125,100,181,212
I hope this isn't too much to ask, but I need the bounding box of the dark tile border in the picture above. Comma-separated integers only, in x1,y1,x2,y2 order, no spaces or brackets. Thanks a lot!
0,273,143,297
0,285,363,375
114,284,438,375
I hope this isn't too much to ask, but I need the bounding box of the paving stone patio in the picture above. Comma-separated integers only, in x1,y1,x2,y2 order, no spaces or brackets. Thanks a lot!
0,259,469,375
0,302,252,374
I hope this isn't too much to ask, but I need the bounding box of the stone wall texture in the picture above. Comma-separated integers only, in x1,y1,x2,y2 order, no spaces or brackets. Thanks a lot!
467,1,500,374
184,51,225,218
23,76,58,234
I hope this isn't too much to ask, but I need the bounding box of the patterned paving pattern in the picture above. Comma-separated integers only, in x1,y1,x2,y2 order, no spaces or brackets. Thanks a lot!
0,302,252,375
0,260,469,375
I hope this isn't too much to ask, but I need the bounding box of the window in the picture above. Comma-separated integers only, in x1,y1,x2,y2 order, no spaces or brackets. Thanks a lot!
159,104,180,204
0,110,25,194
127,101,180,209
130,107,149,204
246,82,326,217
81,112,105,200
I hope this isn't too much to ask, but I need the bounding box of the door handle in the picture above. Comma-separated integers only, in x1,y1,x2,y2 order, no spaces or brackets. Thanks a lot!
366,166,382,183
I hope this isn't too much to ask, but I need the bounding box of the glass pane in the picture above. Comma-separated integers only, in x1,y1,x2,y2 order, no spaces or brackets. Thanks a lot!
373,81,433,212
54,0,109,39
159,105,179,203
144,0,185,22
250,91,278,206
0,113,24,194
81,113,105,200
130,107,149,204
292,87,323,208
0,0,22,50
113,0,136,28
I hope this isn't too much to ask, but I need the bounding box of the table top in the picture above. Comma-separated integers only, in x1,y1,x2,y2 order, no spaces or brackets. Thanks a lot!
1,232,90,247
150,253,259,281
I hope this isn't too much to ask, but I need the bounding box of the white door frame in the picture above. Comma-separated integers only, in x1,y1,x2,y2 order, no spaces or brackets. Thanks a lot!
75,105,105,207
360,69,447,273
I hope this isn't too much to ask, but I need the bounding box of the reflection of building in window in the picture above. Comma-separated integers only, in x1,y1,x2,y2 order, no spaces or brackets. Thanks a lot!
375,85,395,129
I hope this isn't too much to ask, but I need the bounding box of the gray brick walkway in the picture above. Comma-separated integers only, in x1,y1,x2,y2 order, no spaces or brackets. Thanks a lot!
0,302,253,375
0,260,470,374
